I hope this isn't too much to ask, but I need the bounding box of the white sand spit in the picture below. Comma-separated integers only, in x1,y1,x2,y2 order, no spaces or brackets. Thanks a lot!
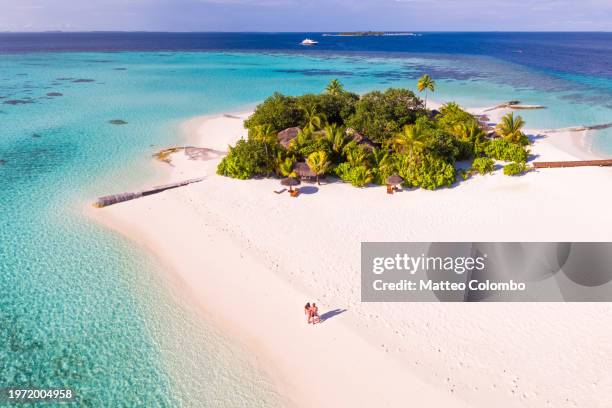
91,109,612,408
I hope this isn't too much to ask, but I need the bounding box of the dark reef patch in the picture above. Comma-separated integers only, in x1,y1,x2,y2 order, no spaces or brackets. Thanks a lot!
46,92,63,97
275,69,355,77
1,139,78,184
109,119,128,125
32,134,42,138
3,99,34,105
0,159,6,165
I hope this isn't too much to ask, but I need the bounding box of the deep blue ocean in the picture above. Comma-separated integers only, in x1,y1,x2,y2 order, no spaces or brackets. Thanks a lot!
2,32,612,78
0,32,611,407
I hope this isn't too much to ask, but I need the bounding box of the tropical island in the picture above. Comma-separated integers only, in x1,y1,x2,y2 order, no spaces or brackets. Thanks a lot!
217,76,531,192
323,32,419,37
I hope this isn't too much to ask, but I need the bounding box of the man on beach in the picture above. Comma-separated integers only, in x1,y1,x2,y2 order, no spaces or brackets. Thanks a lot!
306,303,320,324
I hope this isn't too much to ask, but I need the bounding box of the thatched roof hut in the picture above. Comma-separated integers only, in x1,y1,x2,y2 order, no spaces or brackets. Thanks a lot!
358,138,379,152
281,177,300,192
294,162,315,179
346,128,380,151
281,177,301,186
277,127,301,149
386,175,404,185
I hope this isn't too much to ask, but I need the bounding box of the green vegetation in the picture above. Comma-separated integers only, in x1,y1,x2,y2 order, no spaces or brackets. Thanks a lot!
218,78,533,188
335,162,374,187
471,157,495,175
503,162,528,176
217,139,279,179
485,139,529,163
398,153,456,190
243,90,359,135
345,88,423,144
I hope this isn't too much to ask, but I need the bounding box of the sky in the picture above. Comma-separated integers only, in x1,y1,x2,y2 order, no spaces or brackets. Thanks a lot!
0,0,611,32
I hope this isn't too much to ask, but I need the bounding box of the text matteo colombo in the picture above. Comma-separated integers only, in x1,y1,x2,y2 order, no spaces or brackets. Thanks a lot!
371,253,526,292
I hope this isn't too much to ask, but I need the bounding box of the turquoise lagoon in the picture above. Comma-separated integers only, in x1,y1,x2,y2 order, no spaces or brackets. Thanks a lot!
1,50,611,406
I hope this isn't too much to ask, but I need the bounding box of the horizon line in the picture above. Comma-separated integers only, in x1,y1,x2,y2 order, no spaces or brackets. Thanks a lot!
1,30,611,34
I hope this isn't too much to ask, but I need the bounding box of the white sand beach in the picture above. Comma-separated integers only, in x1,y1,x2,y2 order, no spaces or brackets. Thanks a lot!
90,107,612,407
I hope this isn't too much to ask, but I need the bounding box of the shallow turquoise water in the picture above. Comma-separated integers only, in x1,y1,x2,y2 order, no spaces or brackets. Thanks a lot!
1,51,611,406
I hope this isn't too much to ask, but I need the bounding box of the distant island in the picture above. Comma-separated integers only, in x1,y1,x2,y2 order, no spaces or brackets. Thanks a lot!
323,32,421,37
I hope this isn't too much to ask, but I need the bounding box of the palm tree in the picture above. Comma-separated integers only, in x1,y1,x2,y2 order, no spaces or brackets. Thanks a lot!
251,124,277,156
496,112,526,144
417,74,436,110
456,122,487,156
455,121,482,141
440,101,461,116
277,156,296,178
301,104,325,131
306,151,331,185
325,79,344,96
324,124,348,158
292,126,313,150
251,124,276,143
371,148,394,184
345,145,368,167
392,124,426,163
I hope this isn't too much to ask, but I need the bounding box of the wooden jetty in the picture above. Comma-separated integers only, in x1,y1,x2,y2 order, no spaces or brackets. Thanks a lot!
93,177,204,208
542,123,612,134
484,101,546,112
533,159,612,169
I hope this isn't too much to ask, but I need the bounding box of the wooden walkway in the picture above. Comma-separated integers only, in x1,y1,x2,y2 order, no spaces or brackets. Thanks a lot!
93,177,204,208
533,159,612,169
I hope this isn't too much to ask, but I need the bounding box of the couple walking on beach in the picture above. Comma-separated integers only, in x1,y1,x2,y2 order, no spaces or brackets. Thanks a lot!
304,302,320,324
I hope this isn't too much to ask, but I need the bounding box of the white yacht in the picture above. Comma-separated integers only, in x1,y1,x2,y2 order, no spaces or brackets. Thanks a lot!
300,38,318,46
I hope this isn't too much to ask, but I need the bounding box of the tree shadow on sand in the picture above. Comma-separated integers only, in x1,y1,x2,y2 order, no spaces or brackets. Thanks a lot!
319,309,347,323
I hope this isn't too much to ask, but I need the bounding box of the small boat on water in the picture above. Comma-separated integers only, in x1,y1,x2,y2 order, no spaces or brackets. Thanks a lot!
300,38,318,46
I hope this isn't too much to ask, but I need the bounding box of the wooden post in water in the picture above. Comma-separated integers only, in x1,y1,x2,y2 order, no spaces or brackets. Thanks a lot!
93,177,204,208
533,159,612,169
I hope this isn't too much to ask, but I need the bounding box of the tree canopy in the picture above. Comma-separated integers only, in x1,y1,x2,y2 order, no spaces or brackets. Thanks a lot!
346,88,424,144
218,78,532,187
